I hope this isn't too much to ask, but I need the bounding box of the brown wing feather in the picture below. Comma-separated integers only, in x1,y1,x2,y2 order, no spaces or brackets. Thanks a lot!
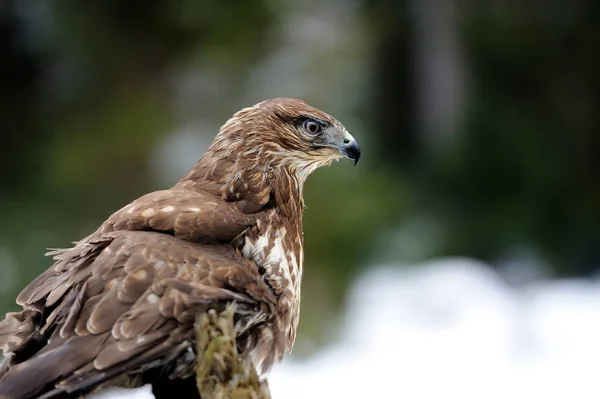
0,230,275,399
17,238,112,308
99,189,259,243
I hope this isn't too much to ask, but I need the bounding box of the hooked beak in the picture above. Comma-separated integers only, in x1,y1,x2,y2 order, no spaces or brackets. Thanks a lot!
318,127,361,167
337,134,361,167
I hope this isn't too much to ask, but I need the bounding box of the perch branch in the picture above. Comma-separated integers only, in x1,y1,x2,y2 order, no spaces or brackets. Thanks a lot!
195,304,271,399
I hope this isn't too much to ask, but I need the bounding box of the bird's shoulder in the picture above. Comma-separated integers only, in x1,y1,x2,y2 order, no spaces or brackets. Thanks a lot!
96,187,264,245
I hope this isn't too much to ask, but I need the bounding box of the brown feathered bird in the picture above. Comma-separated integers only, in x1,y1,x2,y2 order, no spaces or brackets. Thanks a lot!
0,98,360,399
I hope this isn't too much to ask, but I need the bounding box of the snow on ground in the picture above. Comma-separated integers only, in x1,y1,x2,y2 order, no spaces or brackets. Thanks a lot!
91,258,600,399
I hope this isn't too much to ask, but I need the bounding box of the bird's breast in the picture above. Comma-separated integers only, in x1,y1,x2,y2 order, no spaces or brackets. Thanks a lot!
241,226,301,297
241,223,303,358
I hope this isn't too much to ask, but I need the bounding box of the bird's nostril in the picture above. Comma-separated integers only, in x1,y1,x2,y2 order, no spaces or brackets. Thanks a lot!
343,138,350,144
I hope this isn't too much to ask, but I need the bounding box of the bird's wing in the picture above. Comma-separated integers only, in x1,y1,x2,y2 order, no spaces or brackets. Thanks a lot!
0,230,275,399
12,188,259,314
98,188,261,243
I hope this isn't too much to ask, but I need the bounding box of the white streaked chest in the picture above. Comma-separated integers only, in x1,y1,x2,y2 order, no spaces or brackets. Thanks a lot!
241,224,303,353
241,226,300,295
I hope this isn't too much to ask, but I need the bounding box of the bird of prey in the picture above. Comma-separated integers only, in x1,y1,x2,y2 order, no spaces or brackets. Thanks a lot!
0,98,360,399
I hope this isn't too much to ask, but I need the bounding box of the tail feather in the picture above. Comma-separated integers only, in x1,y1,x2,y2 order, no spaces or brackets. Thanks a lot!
0,325,191,399
0,334,107,399
41,340,173,399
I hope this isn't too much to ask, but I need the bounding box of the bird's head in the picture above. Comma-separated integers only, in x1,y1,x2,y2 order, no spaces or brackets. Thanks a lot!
209,98,360,181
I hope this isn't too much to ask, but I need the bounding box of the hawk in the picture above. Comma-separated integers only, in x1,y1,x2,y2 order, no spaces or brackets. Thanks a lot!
0,98,360,399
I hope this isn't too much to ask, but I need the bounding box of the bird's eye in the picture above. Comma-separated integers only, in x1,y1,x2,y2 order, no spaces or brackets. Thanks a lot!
302,119,321,135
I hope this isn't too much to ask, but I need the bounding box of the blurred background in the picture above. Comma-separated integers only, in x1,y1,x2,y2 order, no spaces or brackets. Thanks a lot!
1,1,599,398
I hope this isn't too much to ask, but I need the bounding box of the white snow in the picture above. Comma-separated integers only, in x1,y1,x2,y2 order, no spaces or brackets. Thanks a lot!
88,384,154,399
89,257,600,399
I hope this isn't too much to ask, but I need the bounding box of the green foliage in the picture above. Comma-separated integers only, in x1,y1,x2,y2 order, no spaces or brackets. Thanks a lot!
367,0,600,275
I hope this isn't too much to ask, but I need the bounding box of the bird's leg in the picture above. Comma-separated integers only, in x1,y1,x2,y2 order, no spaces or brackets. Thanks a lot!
195,304,271,399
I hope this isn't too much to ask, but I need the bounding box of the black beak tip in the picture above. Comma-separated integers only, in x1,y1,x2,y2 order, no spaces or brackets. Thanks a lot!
344,141,361,167
336,140,361,167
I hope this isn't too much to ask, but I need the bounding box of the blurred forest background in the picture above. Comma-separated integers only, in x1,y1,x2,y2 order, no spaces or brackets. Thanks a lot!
0,1,598,355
